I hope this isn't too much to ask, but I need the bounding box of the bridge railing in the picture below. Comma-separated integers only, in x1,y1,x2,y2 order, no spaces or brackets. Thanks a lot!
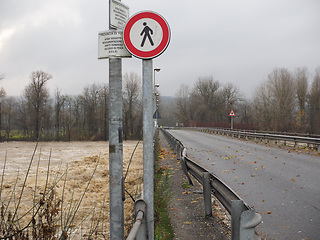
186,127,320,153
161,128,262,240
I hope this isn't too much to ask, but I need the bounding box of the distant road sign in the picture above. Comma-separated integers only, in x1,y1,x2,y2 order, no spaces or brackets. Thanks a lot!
123,11,170,59
98,30,131,59
229,110,235,116
110,0,129,29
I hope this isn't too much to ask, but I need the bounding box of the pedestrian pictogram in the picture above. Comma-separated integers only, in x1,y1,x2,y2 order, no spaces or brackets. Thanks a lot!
229,110,235,116
140,22,154,47
123,11,170,59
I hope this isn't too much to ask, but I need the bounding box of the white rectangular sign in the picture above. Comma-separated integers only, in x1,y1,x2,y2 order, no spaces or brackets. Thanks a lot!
98,30,131,59
110,0,129,30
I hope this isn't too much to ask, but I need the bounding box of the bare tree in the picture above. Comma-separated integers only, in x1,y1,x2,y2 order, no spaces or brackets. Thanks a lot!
294,67,309,131
222,83,241,124
24,70,52,140
158,96,177,127
253,83,274,130
15,97,29,136
123,72,142,140
190,76,224,122
237,99,253,125
0,84,6,141
175,84,191,126
253,68,295,131
97,84,109,141
222,83,239,109
308,67,320,134
61,96,74,141
54,88,65,141
82,84,100,138
270,68,295,131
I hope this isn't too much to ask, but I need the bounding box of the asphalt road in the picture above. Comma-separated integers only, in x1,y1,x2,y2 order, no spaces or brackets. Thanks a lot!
168,129,320,240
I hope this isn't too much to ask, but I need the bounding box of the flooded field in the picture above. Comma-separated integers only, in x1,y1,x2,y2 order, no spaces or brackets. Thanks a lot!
0,141,143,239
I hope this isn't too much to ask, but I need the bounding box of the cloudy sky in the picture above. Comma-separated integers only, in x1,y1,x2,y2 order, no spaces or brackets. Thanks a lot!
1,0,319,98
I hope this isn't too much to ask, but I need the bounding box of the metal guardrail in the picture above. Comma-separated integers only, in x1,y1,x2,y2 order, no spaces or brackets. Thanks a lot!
126,198,147,240
126,132,158,240
186,127,320,153
161,128,261,240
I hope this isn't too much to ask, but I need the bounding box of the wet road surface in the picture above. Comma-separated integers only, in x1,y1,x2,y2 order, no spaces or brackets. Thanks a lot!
168,129,320,240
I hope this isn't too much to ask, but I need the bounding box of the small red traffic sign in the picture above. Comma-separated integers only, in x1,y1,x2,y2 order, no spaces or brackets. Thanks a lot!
123,11,170,59
229,110,235,116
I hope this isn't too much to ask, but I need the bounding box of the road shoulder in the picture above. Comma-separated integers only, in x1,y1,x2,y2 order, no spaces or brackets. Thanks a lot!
158,133,231,240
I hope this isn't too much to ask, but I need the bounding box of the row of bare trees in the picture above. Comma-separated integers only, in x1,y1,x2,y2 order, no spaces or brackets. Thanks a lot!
0,71,142,141
173,76,247,128
1,66,320,140
172,67,320,134
252,67,320,133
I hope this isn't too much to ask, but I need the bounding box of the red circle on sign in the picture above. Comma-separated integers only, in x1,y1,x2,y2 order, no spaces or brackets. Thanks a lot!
123,11,170,59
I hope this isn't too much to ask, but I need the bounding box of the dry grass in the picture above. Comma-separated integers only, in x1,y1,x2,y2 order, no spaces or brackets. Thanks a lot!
0,141,143,239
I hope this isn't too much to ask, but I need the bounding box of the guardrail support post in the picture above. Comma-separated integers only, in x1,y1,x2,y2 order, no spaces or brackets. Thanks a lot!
181,156,193,186
240,210,262,240
203,172,212,218
174,141,177,154
231,200,246,240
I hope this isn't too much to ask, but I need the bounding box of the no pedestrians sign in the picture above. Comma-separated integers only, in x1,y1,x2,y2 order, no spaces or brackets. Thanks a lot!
123,11,170,59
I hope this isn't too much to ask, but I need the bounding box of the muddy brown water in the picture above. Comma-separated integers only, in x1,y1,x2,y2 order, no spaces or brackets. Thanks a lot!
0,141,143,239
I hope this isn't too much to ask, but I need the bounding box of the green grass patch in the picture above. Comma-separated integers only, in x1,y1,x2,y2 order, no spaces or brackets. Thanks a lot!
181,182,191,189
154,138,174,240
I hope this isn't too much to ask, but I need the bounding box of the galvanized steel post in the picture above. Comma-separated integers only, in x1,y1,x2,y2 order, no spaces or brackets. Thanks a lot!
231,200,246,240
108,1,124,238
203,172,213,218
143,59,154,240
240,210,262,240
109,58,124,240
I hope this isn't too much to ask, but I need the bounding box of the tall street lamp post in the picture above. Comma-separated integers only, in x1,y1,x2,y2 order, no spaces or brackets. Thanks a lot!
153,68,160,131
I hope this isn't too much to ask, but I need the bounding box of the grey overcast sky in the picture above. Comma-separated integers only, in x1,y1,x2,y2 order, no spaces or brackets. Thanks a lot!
1,0,319,98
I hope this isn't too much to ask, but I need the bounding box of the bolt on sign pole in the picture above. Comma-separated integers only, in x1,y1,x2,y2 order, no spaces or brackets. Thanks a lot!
98,0,130,239
123,11,170,240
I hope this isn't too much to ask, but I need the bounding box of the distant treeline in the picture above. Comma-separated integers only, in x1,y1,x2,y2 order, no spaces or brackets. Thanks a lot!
163,66,320,134
1,66,320,141
0,71,142,141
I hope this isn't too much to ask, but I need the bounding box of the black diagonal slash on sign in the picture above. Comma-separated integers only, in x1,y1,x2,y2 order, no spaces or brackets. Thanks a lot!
140,22,154,47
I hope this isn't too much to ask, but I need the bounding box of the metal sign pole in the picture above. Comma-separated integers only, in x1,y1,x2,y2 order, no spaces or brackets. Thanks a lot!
109,1,124,239
109,58,124,240
142,59,154,240
122,11,170,240
231,116,234,130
